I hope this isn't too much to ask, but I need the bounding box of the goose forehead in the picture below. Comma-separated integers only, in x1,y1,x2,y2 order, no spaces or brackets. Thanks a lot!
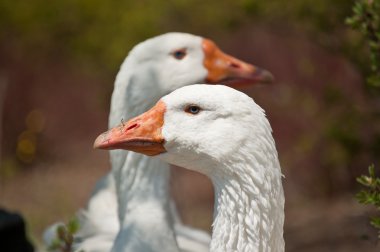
134,33,203,54
158,32,202,48
162,84,252,108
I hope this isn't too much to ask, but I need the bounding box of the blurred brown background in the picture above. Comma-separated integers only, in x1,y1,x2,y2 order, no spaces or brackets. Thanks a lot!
1,1,380,251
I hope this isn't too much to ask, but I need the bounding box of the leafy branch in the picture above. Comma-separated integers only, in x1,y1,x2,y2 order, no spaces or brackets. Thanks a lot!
346,0,380,87
356,164,380,236
47,218,81,252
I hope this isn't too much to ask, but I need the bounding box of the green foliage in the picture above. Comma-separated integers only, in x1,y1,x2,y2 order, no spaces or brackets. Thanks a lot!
47,217,80,252
348,0,380,239
346,0,380,88
356,165,380,234
357,165,380,207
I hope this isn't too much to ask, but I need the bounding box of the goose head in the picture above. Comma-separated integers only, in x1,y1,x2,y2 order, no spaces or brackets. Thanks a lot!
97,84,274,178
117,33,273,100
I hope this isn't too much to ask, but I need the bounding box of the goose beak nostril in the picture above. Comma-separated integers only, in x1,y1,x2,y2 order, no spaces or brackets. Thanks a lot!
94,101,167,156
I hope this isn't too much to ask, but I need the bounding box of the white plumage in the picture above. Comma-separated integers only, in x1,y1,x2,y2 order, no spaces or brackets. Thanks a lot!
161,85,285,252
95,84,285,252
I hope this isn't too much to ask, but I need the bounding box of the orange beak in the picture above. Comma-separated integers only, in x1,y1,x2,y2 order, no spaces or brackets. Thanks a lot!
202,39,273,87
94,101,166,156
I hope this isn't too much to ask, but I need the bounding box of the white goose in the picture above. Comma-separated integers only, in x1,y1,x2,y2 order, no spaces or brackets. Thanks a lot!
45,32,273,252
95,84,285,252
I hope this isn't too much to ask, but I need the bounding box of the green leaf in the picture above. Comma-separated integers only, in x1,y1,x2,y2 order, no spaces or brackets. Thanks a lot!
67,217,80,234
370,217,380,229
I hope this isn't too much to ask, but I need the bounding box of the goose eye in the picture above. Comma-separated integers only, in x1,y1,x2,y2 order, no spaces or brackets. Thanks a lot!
172,49,187,60
185,105,201,115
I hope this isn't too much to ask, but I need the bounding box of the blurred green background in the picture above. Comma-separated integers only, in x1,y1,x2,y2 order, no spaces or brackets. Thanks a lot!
1,0,380,251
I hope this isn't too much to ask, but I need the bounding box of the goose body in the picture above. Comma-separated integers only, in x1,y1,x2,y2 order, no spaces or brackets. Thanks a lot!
45,33,273,252
95,84,285,252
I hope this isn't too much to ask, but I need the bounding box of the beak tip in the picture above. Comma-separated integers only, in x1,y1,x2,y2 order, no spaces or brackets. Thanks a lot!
93,138,101,149
93,142,99,149
93,132,109,150
263,70,274,84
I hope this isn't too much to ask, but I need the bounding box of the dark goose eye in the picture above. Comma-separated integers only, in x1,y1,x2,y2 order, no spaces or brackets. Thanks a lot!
185,105,201,115
172,49,187,60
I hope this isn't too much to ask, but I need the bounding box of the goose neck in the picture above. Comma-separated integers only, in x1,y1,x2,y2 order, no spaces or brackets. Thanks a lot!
209,160,284,252
111,153,179,252
115,152,171,220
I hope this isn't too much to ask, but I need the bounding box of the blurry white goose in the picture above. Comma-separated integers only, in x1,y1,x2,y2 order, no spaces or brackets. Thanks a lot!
45,32,273,252
95,84,285,252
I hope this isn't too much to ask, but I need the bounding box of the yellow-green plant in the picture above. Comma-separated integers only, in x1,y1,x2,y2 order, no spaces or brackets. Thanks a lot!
347,0,380,239
356,165,380,236
346,0,380,88
47,218,80,252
